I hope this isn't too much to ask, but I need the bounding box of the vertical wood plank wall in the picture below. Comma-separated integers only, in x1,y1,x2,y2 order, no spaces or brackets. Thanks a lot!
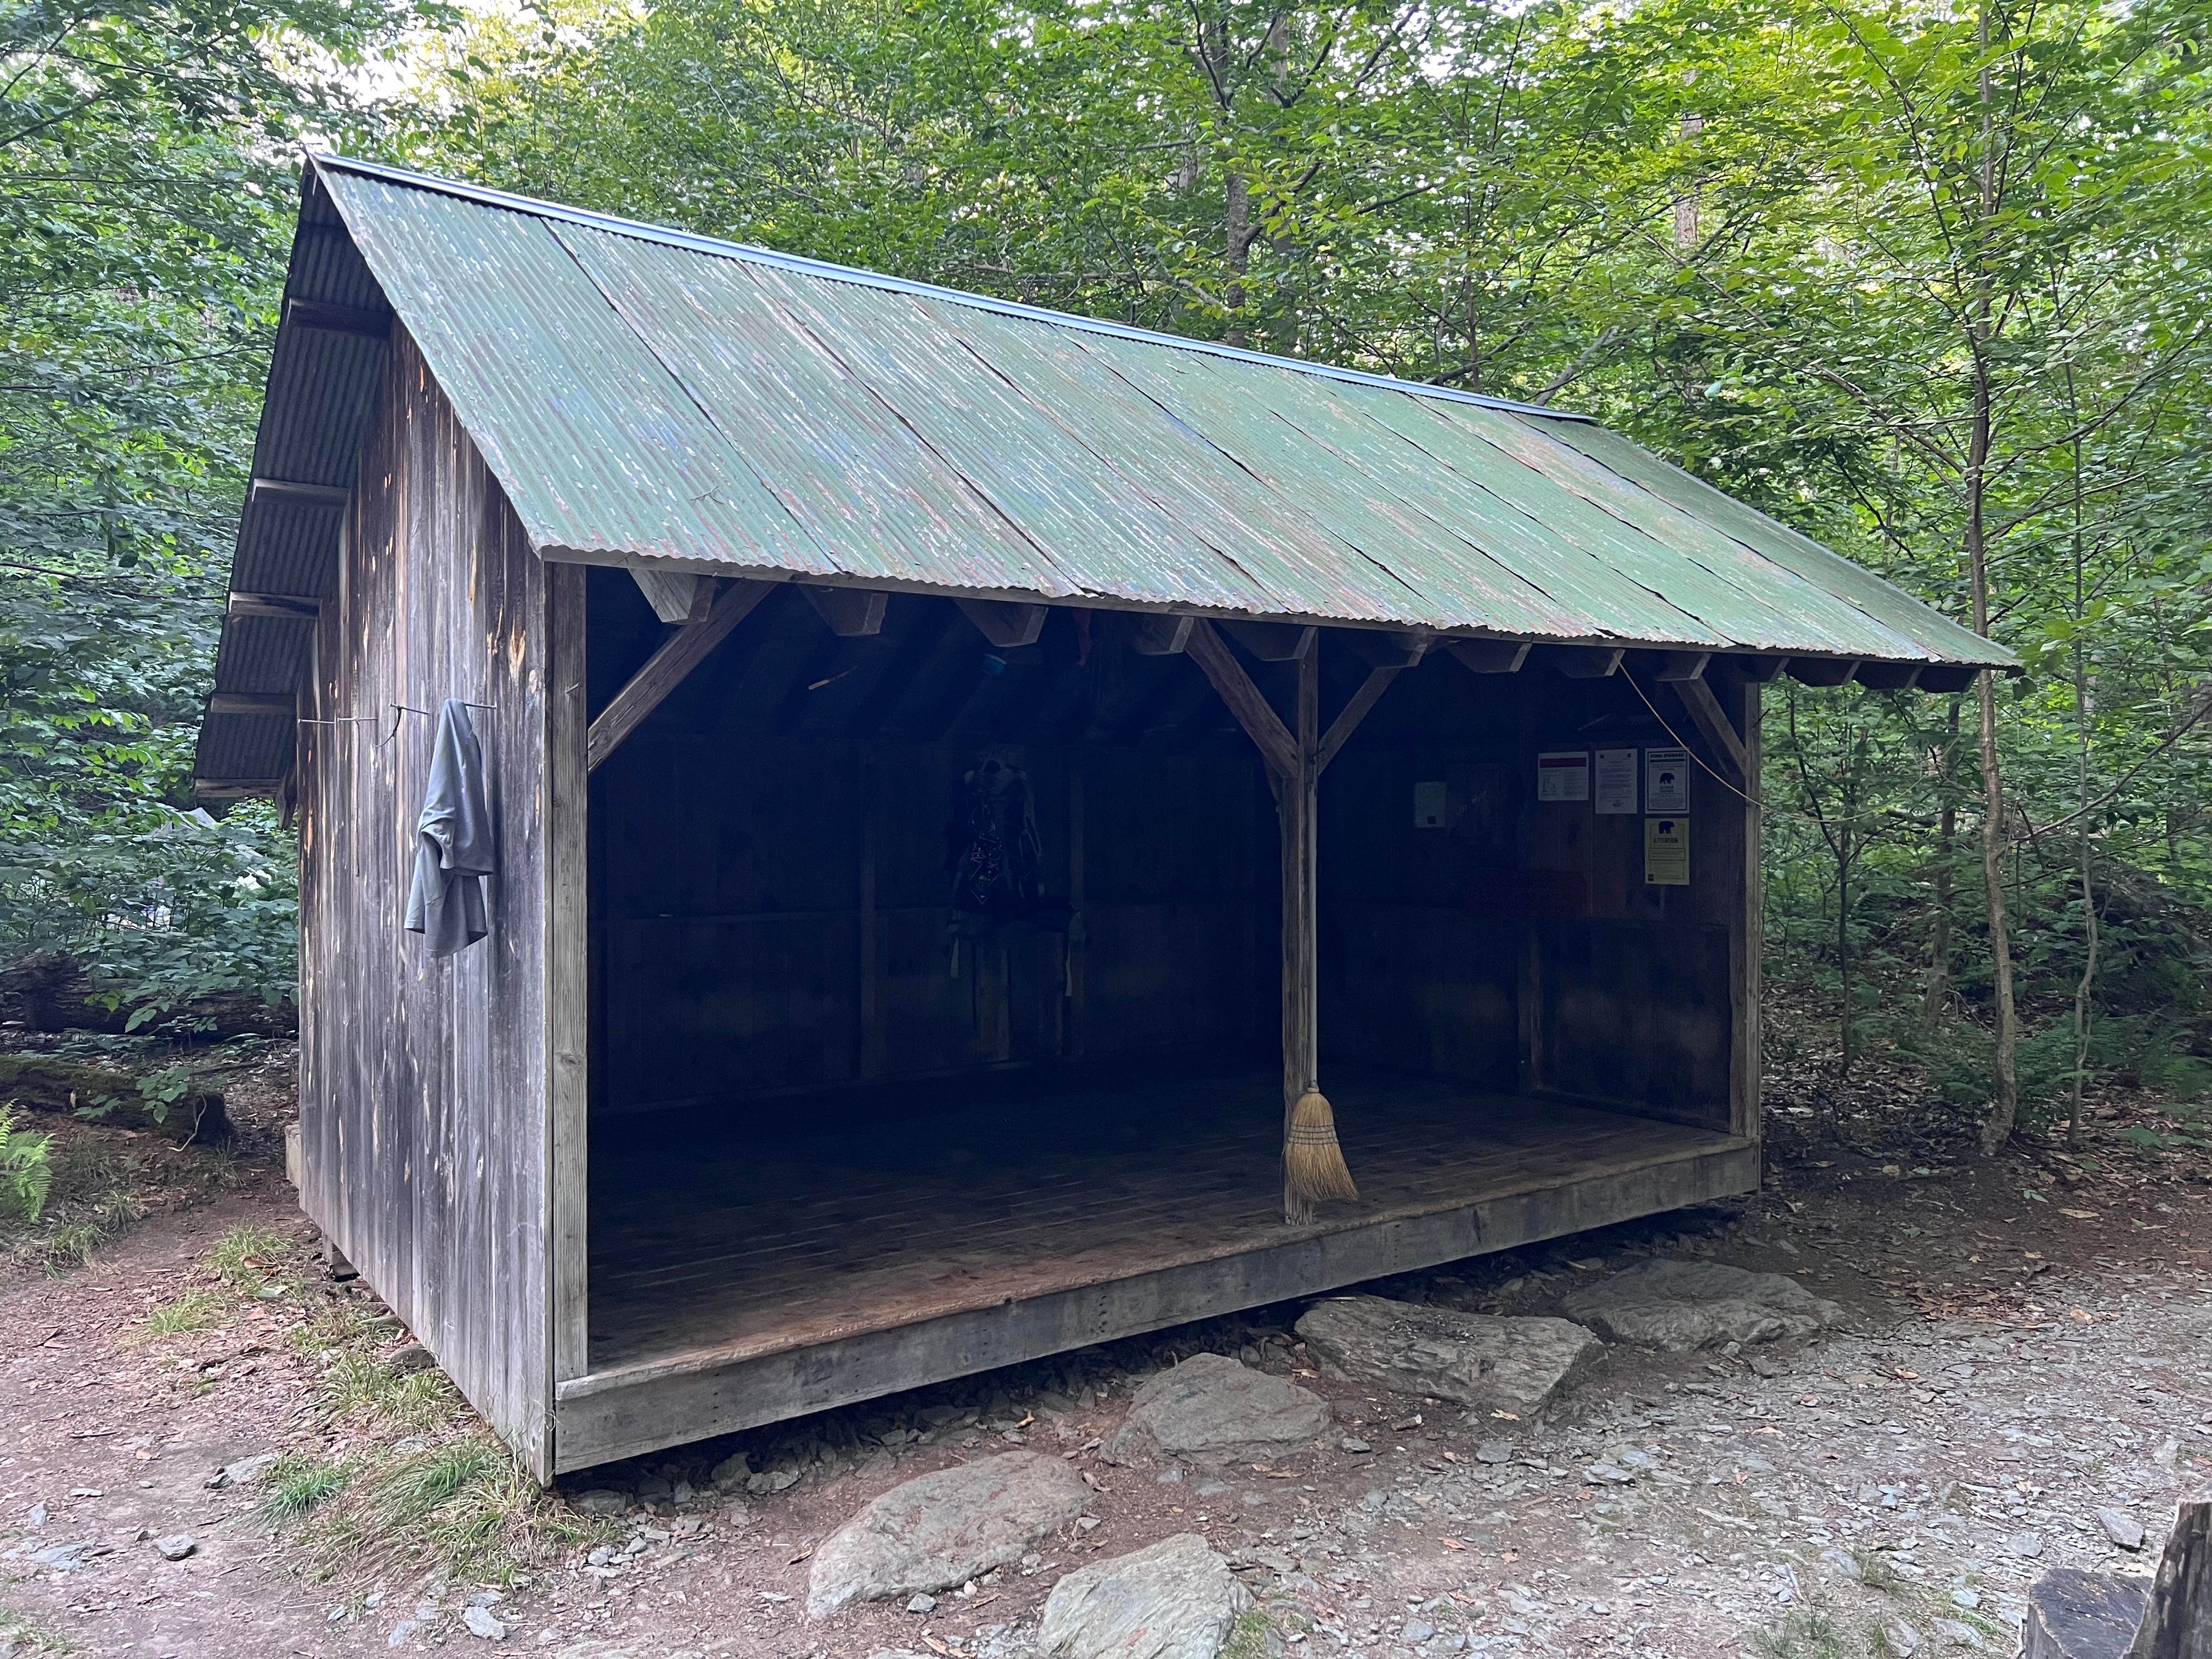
295,329,555,1475
1319,661,1753,1131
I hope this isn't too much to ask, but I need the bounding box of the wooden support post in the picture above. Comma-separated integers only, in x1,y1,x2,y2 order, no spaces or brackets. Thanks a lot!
586,579,772,771
1280,645,1321,1223
1183,622,1373,1224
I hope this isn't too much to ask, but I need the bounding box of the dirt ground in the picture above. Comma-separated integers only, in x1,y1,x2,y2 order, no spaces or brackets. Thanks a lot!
3,1036,2210,1659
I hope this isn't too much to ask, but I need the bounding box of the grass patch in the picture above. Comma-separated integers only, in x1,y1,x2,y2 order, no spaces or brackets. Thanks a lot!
1753,1609,1852,1659
0,1607,72,1654
296,1436,590,1588
260,1454,352,1522
207,1224,294,1291
1220,1609,1278,1659
317,1351,454,1429
142,1288,224,1338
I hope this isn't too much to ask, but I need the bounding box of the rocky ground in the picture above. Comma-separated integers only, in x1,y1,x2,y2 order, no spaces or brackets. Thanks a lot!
2,1034,2209,1659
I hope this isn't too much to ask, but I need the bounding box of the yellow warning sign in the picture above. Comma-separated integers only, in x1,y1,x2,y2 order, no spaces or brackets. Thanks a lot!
1644,816,1690,886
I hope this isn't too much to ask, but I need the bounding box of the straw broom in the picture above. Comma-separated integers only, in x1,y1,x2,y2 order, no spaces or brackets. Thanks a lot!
1284,1082,1358,1214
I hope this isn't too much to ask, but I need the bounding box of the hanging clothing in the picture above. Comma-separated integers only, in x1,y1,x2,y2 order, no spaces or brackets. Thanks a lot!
946,759,1043,922
404,699,494,957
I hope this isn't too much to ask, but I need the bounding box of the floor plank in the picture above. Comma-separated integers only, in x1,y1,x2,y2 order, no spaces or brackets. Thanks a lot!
587,1069,1743,1373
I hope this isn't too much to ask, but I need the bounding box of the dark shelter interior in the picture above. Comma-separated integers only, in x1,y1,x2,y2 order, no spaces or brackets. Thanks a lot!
579,570,1752,1376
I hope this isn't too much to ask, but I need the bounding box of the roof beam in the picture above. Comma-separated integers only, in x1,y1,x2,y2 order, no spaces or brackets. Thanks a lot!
227,593,320,622
1536,644,1625,679
955,597,1049,648
1674,679,1750,781
1185,620,1296,779
1854,661,1924,690
1651,651,1709,681
1343,629,1432,670
195,778,286,799
207,692,295,717
1121,613,1194,656
1218,620,1317,662
802,584,888,637
284,297,391,340
250,478,349,510
588,579,773,771
1787,657,1859,687
1916,664,1983,694
630,569,702,625
1446,638,1530,674
1727,655,1790,683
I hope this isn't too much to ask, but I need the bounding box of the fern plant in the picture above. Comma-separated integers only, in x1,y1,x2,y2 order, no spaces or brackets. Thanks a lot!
0,1107,54,1222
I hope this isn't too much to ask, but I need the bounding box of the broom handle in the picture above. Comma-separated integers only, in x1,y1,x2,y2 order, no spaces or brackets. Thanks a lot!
1282,645,1321,1220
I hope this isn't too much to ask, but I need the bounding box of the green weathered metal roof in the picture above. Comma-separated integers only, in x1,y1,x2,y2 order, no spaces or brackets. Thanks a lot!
278,155,2020,668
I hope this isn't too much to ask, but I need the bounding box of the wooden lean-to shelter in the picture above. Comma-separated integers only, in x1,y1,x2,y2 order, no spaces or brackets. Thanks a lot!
193,156,2015,1478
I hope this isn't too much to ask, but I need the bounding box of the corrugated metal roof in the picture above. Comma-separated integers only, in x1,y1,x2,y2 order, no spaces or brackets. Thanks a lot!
196,154,2012,786
309,155,2005,664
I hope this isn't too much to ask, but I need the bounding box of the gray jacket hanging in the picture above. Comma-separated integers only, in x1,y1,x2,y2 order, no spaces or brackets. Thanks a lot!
404,699,493,957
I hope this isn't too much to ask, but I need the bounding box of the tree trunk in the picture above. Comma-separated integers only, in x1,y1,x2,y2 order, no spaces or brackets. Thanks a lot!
1922,696,1961,1023
1224,170,1252,348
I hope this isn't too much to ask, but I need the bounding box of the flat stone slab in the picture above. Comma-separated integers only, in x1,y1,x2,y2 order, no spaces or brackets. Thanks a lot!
806,1451,1089,1618
1040,1532,1252,1659
1561,1257,1847,1351
1295,1296,1604,1413
2022,1566,2146,1658
1105,1353,1329,1466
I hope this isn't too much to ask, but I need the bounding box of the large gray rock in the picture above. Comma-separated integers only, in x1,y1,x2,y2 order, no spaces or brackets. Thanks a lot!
1295,1297,1603,1413
1105,1354,1329,1466
1039,1532,1252,1659
806,1451,1090,1618
1560,1258,1847,1352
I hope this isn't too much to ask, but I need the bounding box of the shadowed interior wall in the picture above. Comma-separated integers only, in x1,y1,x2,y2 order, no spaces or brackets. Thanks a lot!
295,329,555,1475
583,582,1279,1116
1318,656,1750,1131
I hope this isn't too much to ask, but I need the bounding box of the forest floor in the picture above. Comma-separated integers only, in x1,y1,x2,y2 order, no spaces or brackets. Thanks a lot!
2,1023,2210,1659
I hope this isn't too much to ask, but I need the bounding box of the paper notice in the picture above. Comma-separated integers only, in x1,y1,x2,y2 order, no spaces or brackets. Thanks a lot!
1594,748,1638,814
1536,751,1590,802
1645,746,1691,813
1413,780,1447,828
1645,815,1690,885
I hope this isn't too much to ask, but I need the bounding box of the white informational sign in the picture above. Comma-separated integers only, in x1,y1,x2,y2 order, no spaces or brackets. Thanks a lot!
1645,746,1691,813
1536,751,1590,802
1594,748,1639,814
1413,780,1448,829
1645,816,1690,885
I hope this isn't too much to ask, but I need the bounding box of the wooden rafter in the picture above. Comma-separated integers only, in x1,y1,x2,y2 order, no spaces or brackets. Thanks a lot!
1183,621,1295,778
586,579,772,771
1673,677,1750,780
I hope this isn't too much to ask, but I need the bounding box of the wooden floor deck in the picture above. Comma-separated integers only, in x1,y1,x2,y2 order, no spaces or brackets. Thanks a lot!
556,1069,1756,1471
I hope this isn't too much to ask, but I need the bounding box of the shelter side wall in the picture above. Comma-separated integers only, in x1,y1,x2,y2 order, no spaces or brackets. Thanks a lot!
1320,664,1750,1133
588,732,1273,1113
296,328,555,1474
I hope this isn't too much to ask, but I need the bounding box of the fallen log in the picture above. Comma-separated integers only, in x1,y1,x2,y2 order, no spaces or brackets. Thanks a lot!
0,1055,230,1144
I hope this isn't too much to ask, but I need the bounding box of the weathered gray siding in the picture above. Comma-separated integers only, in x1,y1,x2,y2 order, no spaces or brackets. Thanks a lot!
296,329,557,1475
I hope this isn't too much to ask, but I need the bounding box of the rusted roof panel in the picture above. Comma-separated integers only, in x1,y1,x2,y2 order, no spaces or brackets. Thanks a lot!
246,155,2016,697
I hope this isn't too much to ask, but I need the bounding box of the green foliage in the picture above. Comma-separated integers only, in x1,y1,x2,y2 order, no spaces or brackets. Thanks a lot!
0,1106,54,1221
